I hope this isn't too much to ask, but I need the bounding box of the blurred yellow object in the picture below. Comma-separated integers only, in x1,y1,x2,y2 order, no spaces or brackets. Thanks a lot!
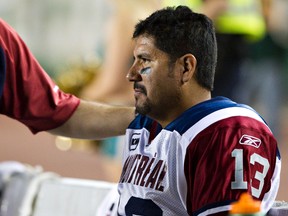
55,56,101,96
230,192,264,216
163,0,266,41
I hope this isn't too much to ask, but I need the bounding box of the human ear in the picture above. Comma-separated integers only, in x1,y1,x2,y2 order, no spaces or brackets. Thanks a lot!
179,54,197,83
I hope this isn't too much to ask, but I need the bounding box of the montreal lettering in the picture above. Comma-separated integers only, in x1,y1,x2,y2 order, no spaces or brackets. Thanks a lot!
119,154,167,191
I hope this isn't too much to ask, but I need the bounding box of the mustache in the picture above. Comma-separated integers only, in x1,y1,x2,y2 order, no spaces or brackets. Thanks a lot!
134,82,147,95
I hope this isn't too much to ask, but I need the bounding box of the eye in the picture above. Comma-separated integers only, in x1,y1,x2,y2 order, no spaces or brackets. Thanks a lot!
141,57,149,63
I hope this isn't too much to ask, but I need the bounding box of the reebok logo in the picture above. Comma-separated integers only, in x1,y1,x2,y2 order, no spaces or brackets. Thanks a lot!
239,134,262,148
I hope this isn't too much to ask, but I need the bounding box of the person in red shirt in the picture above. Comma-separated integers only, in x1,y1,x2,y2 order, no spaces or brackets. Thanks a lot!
0,18,134,139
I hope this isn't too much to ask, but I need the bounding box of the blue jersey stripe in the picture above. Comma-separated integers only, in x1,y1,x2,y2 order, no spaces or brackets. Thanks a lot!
128,97,260,136
128,114,154,130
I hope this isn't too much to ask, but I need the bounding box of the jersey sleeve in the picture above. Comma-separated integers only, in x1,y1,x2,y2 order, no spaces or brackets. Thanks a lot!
184,116,280,216
0,19,80,133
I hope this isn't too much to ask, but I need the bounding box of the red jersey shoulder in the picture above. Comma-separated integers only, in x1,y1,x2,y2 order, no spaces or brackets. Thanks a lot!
184,116,278,215
193,115,277,154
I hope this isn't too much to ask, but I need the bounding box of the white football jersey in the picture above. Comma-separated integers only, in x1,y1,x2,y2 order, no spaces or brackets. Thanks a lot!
116,97,281,216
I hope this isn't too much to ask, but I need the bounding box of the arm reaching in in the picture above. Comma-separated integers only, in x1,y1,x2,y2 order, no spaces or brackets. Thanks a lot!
48,100,135,139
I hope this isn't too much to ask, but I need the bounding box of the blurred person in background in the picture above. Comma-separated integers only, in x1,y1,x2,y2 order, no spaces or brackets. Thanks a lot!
234,0,288,140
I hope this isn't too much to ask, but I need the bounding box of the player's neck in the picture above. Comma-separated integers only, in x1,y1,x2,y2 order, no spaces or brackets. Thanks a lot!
154,90,211,128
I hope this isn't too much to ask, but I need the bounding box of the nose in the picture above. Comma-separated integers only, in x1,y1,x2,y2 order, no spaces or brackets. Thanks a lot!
126,65,142,82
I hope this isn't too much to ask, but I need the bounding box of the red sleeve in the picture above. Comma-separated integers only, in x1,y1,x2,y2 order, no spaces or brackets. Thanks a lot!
184,116,279,215
0,19,80,133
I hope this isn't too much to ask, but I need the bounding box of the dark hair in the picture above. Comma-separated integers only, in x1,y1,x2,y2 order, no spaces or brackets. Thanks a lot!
133,5,217,91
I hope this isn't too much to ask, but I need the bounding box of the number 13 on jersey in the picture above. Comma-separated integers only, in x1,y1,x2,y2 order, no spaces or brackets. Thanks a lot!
231,149,270,198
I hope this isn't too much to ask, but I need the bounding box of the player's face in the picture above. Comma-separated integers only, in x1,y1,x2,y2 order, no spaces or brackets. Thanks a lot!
127,35,182,123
